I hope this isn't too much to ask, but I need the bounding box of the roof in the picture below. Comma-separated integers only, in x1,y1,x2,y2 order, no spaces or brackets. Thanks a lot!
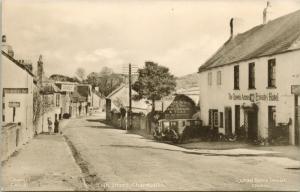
155,94,197,112
40,82,61,94
199,10,300,72
106,84,126,99
2,50,34,77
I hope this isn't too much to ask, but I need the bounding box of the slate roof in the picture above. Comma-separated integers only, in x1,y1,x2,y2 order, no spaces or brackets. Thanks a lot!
199,10,300,72
2,50,34,77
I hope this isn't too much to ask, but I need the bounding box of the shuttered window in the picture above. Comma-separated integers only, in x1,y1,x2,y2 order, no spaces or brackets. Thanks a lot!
249,62,255,89
234,65,239,89
268,59,276,88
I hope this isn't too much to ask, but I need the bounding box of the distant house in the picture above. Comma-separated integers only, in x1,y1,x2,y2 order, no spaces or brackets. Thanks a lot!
91,87,105,112
198,10,300,145
70,84,92,117
106,84,151,129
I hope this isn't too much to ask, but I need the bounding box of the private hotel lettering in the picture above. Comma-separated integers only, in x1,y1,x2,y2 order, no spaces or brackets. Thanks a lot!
228,92,279,102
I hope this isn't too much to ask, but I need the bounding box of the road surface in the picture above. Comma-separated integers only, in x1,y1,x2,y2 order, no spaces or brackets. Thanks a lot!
62,113,300,191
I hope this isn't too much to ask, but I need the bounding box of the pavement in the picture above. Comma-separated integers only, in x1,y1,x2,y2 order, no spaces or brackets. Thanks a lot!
1,125,86,191
61,113,300,191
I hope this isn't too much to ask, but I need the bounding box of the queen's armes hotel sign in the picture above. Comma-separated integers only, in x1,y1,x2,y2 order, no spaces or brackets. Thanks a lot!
228,92,279,102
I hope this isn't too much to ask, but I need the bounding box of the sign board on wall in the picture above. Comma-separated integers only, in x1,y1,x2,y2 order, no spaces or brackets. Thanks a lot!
228,92,279,102
4,88,28,94
291,85,300,95
61,84,75,92
8,102,20,108
164,96,196,119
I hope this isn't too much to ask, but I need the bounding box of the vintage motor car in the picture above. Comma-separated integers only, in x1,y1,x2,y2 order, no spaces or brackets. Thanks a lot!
153,119,202,143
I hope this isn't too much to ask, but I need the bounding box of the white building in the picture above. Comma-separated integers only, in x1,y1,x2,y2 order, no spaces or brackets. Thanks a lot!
1,36,35,142
198,10,300,145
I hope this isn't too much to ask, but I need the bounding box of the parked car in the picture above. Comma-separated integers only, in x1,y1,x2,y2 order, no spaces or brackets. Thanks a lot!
153,119,202,143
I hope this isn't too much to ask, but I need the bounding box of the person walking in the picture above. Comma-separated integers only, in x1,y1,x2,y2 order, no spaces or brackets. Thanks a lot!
47,118,53,134
54,119,59,133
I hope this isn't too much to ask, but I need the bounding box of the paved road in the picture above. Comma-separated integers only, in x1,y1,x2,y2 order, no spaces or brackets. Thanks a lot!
63,113,300,191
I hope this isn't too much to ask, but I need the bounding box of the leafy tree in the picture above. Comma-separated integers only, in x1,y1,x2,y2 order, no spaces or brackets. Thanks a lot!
132,61,176,111
85,66,125,96
49,74,80,82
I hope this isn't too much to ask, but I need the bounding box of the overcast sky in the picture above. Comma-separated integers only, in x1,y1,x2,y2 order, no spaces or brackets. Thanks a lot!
3,0,300,77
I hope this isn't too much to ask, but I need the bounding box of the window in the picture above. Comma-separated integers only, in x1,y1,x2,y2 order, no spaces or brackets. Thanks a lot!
214,111,218,127
208,72,212,86
249,62,255,89
268,59,276,88
234,65,239,89
2,103,5,109
208,109,213,125
2,115,5,122
56,94,60,107
219,112,223,128
217,71,222,85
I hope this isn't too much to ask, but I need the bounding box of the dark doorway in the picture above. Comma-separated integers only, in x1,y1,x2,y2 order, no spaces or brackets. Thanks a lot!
225,107,232,136
295,96,299,145
235,105,240,134
247,111,258,141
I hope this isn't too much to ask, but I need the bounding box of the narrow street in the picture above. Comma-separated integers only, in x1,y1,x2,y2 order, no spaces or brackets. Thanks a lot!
62,113,300,191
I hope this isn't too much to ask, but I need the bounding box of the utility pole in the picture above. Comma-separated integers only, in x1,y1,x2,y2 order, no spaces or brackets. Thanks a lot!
128,63,132,130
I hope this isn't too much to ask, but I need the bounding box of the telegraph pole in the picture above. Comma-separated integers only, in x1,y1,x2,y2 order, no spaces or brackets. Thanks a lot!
128,63,132,130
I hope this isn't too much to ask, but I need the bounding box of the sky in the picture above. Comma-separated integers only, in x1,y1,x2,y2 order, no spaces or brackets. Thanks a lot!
2,0,300,77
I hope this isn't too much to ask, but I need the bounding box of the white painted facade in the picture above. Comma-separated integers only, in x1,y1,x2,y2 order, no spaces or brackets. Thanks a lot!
2,53,34,141
199,50,300,144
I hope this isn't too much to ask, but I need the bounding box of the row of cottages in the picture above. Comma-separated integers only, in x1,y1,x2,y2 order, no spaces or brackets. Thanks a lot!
1,36,36,161
198,10,300,145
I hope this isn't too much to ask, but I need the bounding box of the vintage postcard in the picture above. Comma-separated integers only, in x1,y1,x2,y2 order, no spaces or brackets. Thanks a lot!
1,0,300,191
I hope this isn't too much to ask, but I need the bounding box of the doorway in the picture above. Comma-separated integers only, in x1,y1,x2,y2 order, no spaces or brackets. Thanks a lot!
247,111,258,141
225,107,232,136
295,95,299,145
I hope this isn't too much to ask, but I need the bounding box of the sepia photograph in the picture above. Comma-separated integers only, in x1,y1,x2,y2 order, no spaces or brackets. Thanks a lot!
1,0,300,191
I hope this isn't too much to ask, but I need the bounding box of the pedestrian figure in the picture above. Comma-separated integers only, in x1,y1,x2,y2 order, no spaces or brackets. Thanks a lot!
54,119,59,133
47,117,53,134
79,104,82,115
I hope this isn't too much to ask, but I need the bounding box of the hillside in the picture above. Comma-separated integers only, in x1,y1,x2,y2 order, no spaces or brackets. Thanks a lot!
176,73,200,90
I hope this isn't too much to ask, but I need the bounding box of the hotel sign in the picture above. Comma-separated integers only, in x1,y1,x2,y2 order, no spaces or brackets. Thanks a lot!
8,102,20,108
228,92,279,102
61,84,75,92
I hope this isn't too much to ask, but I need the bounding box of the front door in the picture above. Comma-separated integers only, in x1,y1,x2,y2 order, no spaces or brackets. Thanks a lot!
248,111,258,141
225,107,232,136
295,96,300,145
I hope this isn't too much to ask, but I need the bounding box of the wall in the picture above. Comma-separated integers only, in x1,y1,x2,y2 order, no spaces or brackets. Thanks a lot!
1,124,22,162
199,50,300,144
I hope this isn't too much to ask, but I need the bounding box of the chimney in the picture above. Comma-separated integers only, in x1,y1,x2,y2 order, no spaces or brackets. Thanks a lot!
37,55,44,86
230,18,234,38
263,1,270,24
2,35,6,43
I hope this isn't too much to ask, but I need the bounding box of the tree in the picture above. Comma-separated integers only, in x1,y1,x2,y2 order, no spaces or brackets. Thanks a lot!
85,66,125,96
132,61,176,111
49,74,80,82
75,67,86,81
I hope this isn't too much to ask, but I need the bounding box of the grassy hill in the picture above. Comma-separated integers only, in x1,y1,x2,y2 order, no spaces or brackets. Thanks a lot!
176,73,200,90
